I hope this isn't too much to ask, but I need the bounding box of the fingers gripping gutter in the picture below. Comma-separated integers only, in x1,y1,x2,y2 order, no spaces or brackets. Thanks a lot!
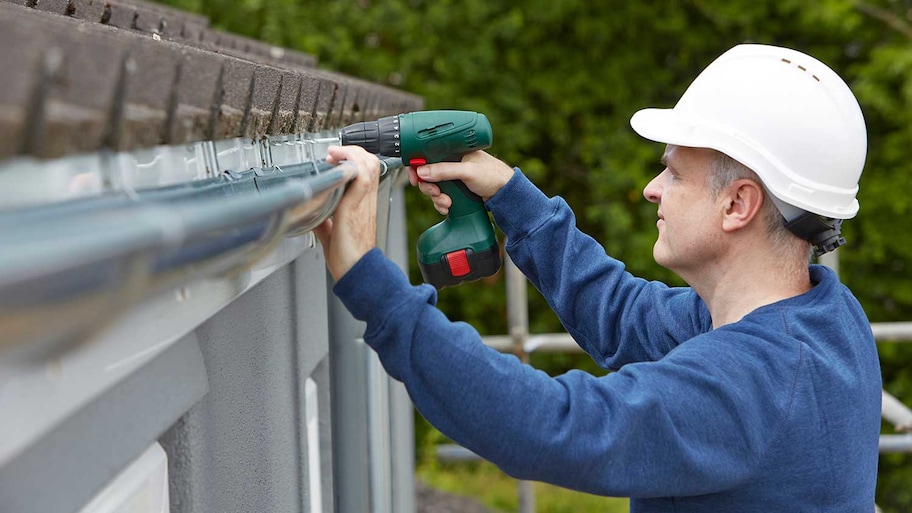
314,145,382,281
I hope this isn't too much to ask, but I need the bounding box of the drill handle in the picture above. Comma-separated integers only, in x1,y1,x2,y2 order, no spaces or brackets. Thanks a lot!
437,154,485,217
438,180,484,217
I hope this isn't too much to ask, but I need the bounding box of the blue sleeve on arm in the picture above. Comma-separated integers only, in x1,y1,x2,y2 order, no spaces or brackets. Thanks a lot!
485,169,711,368
333,249,780,498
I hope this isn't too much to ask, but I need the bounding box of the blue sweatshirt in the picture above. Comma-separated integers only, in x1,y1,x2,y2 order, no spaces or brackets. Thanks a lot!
334,169,881,512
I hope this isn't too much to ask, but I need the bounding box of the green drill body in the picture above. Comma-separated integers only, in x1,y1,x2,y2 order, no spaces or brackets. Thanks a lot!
340,110,501,289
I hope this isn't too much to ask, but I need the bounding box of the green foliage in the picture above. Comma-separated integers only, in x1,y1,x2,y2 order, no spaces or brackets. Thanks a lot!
154,0,912,509
418,459,629,513
415,407,625,513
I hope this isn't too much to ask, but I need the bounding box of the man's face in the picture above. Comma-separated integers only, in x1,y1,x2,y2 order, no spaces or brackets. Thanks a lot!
642,145,724,276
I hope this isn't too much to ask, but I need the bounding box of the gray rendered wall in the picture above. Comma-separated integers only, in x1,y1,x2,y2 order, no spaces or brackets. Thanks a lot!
0,176,414,513
0,334,209,513
160,248,335,513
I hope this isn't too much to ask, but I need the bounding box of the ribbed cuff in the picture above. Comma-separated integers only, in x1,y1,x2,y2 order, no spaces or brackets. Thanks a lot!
333,248,418,323
486,168,556,241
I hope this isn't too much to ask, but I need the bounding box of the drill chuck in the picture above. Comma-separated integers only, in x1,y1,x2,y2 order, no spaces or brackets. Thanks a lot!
340,115,401,156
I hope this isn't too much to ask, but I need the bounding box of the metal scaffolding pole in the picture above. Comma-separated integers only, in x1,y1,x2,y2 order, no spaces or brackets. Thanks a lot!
882,390,912,434
879,434,912,453
506,253,537,513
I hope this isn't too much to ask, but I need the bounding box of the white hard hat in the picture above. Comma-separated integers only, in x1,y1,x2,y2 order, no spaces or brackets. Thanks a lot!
630,44,867,221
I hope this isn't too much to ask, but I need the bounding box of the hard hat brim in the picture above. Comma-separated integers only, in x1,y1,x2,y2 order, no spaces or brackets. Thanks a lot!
629,108,702,148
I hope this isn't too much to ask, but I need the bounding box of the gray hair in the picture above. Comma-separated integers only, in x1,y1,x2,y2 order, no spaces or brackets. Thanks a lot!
707,152,810,258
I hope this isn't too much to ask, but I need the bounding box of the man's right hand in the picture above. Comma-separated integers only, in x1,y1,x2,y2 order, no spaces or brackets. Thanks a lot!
407,150,514,215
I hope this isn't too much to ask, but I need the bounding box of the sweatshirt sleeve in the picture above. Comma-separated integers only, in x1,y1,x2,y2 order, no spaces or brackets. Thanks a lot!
485,169,711,368
333,249,789,498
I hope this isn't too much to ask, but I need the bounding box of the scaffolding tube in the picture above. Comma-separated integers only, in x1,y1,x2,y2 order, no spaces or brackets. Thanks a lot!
879,434,912,453
436,444,482,462
0,156,403,358
505,254,537,513
872,322,912,342
883,390,912,433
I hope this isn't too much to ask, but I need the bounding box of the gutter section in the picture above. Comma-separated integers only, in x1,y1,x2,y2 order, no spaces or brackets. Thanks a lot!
0,150,403,358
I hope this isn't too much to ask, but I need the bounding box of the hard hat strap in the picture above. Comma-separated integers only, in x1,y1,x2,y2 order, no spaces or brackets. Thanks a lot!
783,213,846,257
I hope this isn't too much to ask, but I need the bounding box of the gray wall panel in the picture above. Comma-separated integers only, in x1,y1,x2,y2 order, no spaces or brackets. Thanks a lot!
0,333,207,513
162,247,331,513
294,245,332,380
294,247,333,513
328,289,371,513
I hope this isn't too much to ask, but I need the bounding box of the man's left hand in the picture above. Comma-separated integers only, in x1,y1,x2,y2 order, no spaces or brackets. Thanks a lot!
314,145,381,281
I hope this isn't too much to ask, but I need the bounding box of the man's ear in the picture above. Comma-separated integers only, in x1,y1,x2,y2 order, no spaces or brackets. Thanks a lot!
721,179,764,232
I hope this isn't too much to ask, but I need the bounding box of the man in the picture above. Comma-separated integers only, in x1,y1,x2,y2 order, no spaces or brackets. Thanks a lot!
315,44,881,512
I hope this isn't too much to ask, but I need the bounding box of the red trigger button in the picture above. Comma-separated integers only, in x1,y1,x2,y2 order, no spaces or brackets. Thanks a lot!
410,158,427,182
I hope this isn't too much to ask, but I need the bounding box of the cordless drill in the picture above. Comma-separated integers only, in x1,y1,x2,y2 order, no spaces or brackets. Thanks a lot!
340,110,501,289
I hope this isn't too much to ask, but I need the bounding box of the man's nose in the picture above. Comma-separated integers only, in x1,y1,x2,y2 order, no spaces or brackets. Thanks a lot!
643,170,666,204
